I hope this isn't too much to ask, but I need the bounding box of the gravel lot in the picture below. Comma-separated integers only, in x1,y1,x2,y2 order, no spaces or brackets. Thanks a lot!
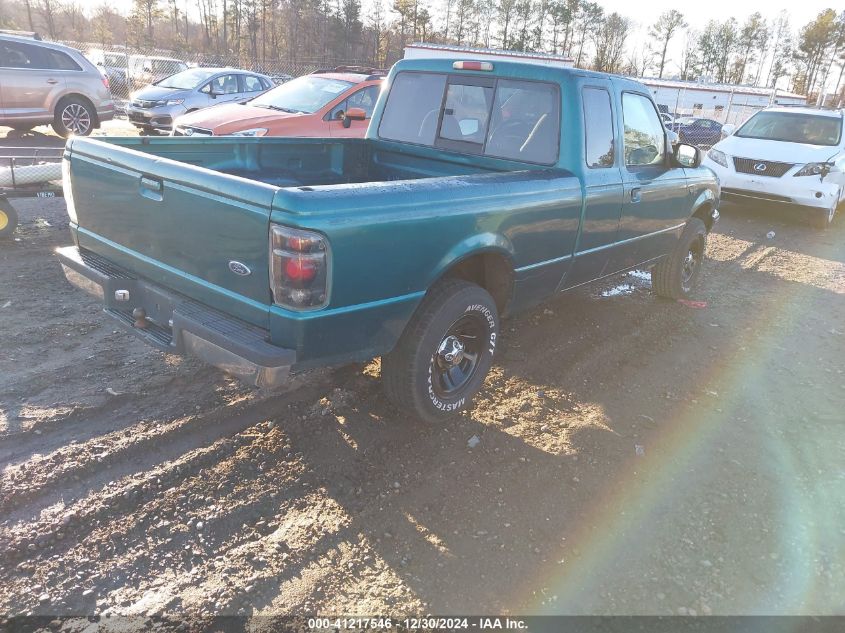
1,178,844,619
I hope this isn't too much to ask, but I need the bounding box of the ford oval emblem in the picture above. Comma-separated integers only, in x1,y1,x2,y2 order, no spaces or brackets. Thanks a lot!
753,162,767,172
228,261,251,276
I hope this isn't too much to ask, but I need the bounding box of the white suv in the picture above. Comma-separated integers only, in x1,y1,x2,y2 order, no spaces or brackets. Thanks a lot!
702,107,844,229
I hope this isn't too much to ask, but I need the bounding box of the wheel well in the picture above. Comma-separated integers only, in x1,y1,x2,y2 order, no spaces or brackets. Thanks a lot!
440,252,514,314
692,202,715,231
56,94,99,127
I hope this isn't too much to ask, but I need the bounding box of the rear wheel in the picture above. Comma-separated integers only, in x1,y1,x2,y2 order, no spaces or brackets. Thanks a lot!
651,218,707,299
0,200,19,239
52,97,95,138
382,279,499,423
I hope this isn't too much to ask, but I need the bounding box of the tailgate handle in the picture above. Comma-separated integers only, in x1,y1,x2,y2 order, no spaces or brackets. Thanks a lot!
139,176,163,201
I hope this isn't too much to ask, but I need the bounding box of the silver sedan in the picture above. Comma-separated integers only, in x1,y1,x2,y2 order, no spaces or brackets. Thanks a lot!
125,67,273,134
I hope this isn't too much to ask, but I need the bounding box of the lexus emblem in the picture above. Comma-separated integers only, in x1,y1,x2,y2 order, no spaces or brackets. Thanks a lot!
228,261,251,276
753,162,767,172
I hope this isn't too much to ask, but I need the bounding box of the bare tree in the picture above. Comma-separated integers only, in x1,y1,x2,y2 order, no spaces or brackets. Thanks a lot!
648,9,686,79
592,11,629,73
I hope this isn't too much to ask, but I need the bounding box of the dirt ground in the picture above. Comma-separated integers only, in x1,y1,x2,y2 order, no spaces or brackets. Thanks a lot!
1,187,844,620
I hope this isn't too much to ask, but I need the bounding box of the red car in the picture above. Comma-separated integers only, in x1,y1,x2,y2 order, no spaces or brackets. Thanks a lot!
172,67,385,138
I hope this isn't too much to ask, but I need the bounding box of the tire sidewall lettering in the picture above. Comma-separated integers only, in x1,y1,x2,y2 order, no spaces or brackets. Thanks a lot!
425,302,497,413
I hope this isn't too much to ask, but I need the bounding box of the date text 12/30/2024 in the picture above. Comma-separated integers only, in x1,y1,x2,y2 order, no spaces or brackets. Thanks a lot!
307,617,528,630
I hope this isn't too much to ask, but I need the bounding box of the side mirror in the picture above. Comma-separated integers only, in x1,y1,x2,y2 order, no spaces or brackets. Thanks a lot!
720,123,735,139
666,129,679,147
674,143,701,168
342,107,366,128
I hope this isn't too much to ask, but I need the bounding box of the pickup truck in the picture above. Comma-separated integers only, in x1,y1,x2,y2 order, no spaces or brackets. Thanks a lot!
57,58,719,422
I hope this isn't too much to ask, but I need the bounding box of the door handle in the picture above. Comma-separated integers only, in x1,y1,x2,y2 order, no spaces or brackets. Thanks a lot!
139,176,163,201
46,78,59,85
630,187,642,203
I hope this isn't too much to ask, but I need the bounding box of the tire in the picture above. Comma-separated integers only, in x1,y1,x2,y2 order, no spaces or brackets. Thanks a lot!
0,200,19,239
651,218,707,300
52,97,95,138
382,279,499,423
809,202,836,230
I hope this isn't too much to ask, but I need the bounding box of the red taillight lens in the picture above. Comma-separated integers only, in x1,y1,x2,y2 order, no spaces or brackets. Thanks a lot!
285,257,317,282
270,225,330,310
102,76,110,90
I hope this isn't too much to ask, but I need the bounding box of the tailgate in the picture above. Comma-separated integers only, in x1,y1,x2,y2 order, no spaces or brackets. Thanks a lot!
66,137,277,327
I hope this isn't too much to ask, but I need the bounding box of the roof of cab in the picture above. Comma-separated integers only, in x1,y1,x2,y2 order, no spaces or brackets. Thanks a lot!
388,57,651,93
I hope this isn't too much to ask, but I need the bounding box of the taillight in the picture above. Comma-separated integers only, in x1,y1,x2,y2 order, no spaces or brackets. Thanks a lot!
102,76,110,90
270,225,330,310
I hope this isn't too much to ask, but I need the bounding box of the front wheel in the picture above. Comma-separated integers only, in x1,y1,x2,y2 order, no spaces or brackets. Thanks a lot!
0,199,19,239
651,218,707,299
382,279,499,423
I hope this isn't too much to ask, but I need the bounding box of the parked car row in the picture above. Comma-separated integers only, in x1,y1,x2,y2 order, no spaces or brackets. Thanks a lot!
126,67,274,135
171,67,384,138
0,31,304,138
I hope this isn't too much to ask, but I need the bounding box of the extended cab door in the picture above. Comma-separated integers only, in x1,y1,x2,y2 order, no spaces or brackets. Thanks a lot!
612,91,689,271
562,81,625,288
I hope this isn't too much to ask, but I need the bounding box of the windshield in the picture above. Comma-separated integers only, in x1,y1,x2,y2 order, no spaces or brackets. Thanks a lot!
156,68,217,90
248,75,353,114
736,111,842,146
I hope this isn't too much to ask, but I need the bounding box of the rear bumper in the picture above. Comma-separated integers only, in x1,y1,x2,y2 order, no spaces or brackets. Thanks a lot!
56,245,295,388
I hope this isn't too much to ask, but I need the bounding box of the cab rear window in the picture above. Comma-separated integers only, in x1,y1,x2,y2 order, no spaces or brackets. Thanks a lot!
378,71,560,165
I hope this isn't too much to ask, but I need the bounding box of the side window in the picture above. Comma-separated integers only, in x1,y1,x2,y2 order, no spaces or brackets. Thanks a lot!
485,79,560,164
0,41,48,69
243,75,264,92
209,74,239,94
379,72,448,145
582,87,615,168
46,50,82,71
438,82,493,145
347,85,379,117
622,93,665,168
327,85,380,121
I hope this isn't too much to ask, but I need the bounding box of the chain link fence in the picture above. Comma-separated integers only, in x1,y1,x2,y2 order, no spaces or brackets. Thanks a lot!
663,104,775,149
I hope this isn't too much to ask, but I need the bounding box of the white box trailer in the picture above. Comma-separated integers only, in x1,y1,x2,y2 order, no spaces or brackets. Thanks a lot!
404,43,574,69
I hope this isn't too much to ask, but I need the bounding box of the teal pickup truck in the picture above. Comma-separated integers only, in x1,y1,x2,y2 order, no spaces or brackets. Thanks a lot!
57,58,719,422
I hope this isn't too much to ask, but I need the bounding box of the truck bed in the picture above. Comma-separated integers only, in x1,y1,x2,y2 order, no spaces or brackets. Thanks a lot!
96,136,500,188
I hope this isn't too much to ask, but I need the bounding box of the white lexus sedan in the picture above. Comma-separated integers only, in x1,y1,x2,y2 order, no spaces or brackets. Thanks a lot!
702,107,844,229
